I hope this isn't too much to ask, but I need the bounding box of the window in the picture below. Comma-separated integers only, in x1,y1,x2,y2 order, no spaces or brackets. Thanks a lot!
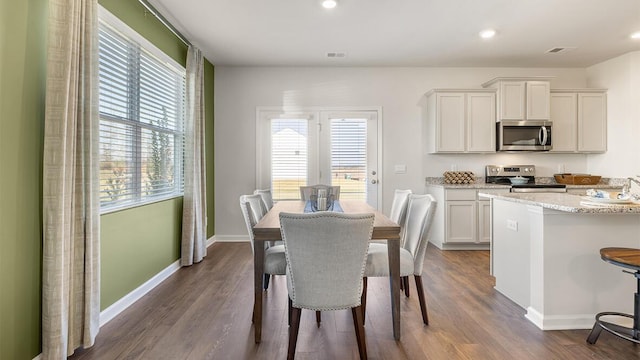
98,10,185,212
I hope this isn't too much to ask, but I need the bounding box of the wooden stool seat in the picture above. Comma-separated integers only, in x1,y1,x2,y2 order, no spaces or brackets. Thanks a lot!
587,247,640,345
600,247,640,270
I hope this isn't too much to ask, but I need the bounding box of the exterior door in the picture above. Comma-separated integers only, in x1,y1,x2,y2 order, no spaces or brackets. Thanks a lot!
319,111,379,208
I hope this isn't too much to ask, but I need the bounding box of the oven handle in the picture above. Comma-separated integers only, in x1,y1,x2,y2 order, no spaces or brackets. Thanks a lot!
539,126,548,145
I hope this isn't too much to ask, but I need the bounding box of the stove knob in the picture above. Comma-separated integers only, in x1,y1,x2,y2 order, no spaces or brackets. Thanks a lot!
524,168,530,172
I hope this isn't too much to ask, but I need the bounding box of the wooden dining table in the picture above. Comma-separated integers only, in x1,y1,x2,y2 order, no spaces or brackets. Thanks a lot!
252,200,402,343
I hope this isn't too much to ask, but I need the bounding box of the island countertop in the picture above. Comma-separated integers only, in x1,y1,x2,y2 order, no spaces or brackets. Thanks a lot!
478,191,640,214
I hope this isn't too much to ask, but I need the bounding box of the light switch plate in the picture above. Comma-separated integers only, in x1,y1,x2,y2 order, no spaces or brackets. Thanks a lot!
394,165,407,174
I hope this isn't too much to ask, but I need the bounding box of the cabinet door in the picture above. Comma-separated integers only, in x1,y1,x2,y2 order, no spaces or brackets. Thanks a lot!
550,92,577,152
445,201,476,243
466,92,496,152
436,93,466,152
526,81,551,120
478,200,491,244
578,93,607,152
498,81,526,120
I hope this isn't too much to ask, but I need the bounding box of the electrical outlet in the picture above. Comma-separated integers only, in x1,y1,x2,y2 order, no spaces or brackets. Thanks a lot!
507,219,518,231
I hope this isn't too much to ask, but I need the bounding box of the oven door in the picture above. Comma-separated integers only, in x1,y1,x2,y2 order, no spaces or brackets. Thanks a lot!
497,120,552,151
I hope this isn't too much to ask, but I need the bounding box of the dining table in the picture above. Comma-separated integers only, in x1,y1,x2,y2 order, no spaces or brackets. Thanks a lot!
251,200,402,343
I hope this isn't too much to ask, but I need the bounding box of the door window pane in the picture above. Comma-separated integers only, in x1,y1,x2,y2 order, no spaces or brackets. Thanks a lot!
271,119,308,200
330,118,367,201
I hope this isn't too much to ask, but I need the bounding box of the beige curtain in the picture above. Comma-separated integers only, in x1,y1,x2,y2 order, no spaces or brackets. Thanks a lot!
42,0,100,358
181,46,207,266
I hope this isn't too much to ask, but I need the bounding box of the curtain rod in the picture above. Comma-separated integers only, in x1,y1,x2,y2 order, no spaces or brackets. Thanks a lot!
138,0,192,47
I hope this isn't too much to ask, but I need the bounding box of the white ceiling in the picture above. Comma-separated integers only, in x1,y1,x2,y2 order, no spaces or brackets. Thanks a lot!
149,0,640,68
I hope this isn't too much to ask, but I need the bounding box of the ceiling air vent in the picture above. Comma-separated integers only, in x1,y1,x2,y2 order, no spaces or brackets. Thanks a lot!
326,52,346,58
546,47,576,54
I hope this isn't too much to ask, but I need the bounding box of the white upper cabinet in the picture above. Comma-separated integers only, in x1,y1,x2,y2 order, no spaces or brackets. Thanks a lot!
550,89,607,153
482,77,552,121
425,89,496,153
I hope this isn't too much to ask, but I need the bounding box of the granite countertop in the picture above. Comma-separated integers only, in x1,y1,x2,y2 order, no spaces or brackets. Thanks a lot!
425,176,626,189
478,191,640,214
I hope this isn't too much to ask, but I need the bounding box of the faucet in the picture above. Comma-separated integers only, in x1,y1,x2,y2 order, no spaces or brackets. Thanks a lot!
621,176,640,199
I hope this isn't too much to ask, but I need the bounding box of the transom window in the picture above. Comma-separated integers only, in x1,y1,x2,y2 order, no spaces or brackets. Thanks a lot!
98,9,185,212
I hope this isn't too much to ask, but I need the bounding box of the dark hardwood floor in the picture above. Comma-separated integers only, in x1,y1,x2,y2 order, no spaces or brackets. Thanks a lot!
69,243,639,359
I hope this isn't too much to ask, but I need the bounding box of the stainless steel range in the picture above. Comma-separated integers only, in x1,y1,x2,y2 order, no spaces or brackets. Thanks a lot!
485,165,567,193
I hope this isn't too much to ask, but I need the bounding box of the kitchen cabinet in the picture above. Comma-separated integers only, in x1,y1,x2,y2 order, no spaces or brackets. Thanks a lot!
425,89,496,153
550,89,607,153
426,186,510,249
482,77,552,121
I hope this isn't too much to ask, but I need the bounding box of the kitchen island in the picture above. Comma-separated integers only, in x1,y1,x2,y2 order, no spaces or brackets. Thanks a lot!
480,191,640,330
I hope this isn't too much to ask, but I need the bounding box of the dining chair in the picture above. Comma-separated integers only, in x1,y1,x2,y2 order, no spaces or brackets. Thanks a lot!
280,212,374,360
372,189,412,245
239,194,286,290
299,184,341,201
253,188,274,211
362,194,437,325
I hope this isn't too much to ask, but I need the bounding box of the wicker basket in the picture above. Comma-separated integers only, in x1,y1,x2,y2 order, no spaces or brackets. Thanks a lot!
443,171,475,184
554,173,602,185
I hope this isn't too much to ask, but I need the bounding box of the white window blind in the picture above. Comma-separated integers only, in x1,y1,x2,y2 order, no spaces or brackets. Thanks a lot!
98,15,185,212
271,119,308,200
330,119,367,200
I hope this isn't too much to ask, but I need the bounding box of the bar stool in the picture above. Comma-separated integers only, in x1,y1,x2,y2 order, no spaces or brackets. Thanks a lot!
587,247,640,345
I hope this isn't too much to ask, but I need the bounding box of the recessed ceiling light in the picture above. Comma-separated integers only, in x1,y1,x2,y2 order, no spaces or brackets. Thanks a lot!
631,32,640,39
322,0,337,9
479,29,496,39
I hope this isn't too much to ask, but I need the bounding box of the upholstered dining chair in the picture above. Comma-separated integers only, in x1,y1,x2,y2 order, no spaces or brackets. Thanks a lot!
239,194,286,290
372,189,412,245
253,189,273,211
279,212,374,360
362,194,437,325
299,184,341,201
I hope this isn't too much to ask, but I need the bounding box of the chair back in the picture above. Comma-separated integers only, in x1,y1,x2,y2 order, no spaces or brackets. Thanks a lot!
239,194,267,252
389,189,412,224
253,189,273,211
299,184,341,201
280,212,374,310
401,194,437,275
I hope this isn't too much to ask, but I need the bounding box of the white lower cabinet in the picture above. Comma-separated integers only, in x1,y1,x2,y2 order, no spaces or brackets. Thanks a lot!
427,186,509,249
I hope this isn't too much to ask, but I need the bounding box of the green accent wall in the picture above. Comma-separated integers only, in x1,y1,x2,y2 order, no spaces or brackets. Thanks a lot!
0,0,215,358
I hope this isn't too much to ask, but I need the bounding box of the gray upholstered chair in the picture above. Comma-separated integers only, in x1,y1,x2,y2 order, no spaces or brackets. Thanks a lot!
280,212,374,360
253,188,273,211
372,189,412,245
239,194,286,290
299,184,340,201
362,194,437,325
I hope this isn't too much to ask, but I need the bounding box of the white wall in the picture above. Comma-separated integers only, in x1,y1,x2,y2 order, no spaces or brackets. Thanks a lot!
586,51,640,177
214,66,589,238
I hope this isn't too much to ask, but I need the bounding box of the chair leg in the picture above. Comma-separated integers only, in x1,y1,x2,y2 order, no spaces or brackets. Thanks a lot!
263,274,271,290
403,276,410,297
288,298,292,326
351,306,368,360
361,277,368,325
316,311,322,327
288,307,302,360
414,275,429,325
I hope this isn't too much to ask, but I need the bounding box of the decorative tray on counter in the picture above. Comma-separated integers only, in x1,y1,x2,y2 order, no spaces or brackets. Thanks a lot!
554,173,602,185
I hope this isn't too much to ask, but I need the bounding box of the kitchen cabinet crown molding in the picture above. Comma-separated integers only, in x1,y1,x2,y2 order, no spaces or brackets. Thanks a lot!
425,88,496,97
481,76,555,88
550,88,608,93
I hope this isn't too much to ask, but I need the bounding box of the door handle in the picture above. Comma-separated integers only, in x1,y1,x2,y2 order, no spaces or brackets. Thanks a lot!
539,126,548,145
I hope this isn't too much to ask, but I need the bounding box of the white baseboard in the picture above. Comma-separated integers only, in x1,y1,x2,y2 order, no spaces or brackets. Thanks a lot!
212,234,249,242
100,235,217,327
99,260,182,327
525,306,595,330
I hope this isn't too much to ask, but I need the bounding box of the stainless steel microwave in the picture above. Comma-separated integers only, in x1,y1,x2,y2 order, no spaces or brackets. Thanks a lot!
496,120,552,151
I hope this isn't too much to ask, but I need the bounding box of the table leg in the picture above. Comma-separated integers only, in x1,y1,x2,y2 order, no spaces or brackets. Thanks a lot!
387,239,401,340
254,243,265,343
